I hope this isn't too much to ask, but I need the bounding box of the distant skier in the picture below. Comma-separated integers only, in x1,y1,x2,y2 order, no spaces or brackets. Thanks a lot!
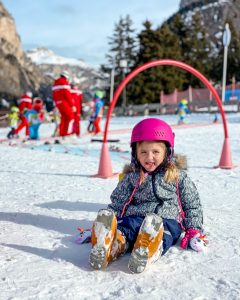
70,82,83,136
87,97,98,133
52,71,75,137
24,97,44,140
13,91,33,137
176,99,190,125
0,106,19,139
92,91,104,134
50,107,61,137
87,113,96,133
213,113,219,123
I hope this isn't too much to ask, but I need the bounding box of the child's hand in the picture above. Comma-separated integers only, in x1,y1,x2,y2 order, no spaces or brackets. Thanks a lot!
180,229,208,252
189,233,208,252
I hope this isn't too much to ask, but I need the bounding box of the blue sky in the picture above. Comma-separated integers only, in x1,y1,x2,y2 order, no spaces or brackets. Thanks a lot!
3,0,180,67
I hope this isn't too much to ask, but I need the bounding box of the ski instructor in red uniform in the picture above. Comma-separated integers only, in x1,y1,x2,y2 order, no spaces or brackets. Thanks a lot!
52,71,76,137
14,91,33,137
70,82,83,136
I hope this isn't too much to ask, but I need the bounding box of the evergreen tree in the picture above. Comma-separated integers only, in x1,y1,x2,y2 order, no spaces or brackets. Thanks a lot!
167,13,189,90
155,23,184,94
101,15,137,106
169,13,187,51
128,20,162,104
129,20,185,104
181,12,213,87
168,12,215,89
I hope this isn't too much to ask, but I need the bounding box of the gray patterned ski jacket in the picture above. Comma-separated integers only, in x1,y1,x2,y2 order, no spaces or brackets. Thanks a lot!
108,156,203,231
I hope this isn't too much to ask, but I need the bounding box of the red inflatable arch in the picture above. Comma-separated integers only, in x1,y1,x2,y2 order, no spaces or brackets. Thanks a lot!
97,59,233,178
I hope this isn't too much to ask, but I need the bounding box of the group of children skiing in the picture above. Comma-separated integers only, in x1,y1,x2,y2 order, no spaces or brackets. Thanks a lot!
0,93,45,140
1,89,192,142
0,87,105,141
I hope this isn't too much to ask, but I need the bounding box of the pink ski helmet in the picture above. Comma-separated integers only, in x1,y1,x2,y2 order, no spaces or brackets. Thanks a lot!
131,118,175,157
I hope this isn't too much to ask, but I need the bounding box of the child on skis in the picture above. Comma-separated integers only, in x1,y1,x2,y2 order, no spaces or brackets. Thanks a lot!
50,107,61,137
92,91,104,134
0,106,19,139
176,99,190,125
89,118,206,273
87,113,96,133
24,98,44,140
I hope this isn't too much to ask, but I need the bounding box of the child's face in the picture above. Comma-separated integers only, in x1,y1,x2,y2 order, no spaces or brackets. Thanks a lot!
137,141,166,172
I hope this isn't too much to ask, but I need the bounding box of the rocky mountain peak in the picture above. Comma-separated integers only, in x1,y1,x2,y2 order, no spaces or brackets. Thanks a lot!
0,1,43,101
0,2,24,65
167,0,239,49
26,47,101,90
180,0,199,9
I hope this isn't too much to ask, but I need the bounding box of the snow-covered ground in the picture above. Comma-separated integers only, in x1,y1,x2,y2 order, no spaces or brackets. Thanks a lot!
0,113,240,300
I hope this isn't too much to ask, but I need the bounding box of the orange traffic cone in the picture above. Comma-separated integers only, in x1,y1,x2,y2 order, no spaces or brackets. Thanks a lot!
96,142,118,178
217,138,234,169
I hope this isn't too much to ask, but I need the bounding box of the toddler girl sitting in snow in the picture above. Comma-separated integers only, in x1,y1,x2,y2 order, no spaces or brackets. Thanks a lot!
89,118,207,273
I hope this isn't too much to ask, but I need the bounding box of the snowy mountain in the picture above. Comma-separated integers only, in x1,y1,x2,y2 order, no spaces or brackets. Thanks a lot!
26,48,103,92
0,2,42,100
26,47,90,69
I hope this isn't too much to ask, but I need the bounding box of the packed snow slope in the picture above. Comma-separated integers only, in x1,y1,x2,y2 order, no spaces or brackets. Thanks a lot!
0,114,240,300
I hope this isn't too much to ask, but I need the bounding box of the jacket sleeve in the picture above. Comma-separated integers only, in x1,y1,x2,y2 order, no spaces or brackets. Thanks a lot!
61,78,74,107
178,171,203,231
64,86,74,107
108,173,136,217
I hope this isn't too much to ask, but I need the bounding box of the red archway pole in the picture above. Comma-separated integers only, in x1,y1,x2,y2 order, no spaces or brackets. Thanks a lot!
97,60,233,178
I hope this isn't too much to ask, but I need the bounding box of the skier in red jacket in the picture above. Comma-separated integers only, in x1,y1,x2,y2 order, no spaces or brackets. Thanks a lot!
52,71,75,137
14,91,33,137
70,83,83,136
